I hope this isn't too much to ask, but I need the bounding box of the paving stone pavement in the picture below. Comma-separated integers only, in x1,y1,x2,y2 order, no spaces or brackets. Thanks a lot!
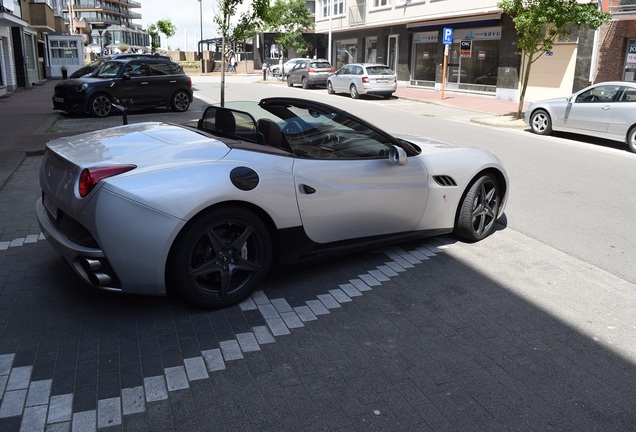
2,153,636,431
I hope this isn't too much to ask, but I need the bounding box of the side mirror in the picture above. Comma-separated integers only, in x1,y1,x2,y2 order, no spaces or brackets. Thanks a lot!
388,145,408,165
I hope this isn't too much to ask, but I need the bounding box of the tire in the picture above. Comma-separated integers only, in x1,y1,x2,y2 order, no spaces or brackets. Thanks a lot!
169,206,272,308
529,109,552,135
302,77,309,89
626,126,636,153
327,81,335,94
287,76,293,87
350,85,360,99
454,173,501,242
88,94,112,117
170,90,190,112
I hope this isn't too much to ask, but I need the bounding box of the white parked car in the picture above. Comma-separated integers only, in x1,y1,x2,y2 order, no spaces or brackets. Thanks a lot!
37,97,508,308
327,63,397,99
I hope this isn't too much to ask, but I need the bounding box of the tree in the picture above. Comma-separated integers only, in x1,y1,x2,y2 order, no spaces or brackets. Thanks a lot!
266,0,314,63
498,0,611,118
148,19,177,52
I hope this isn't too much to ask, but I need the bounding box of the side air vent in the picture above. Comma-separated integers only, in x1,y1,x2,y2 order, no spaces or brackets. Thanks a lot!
433,175,458,187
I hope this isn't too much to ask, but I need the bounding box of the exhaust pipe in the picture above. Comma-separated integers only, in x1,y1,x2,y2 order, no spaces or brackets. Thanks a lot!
81,258,102,272
89,272,112,286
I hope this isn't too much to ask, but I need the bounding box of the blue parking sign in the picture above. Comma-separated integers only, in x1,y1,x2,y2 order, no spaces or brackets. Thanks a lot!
442,28,454,45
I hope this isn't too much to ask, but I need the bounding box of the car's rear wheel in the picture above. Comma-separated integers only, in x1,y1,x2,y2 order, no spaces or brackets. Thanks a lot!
170,90,190,112
287,76,293,87
327,81,335,94
529,109,552,135
169,206,272,308
89,94,112,117
302,77,309,89
350,85,360,99
626,126,636,153
454,173,501,242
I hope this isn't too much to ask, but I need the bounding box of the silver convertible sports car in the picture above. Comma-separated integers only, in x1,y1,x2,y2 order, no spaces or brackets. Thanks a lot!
525,81,636,152
36,97,508,308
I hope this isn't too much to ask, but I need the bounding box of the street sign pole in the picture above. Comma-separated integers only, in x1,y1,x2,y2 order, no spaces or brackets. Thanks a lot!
441,27,453,100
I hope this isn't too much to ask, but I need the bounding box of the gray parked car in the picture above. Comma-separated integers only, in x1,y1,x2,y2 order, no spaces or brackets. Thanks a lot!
327,63,397,99
287,59,334,89
525,81,636,152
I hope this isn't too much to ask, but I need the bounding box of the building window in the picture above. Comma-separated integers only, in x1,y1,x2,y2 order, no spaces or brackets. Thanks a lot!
50,40,79,67
322,0,344,18
365,37,377,63
373,0,391,6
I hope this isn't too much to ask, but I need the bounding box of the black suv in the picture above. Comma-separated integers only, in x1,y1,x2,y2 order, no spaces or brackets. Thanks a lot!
53,58,193,117
70,53,171,79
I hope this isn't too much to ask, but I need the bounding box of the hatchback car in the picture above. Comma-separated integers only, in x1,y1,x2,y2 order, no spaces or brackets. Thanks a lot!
53,58,193,117
524,81,636,152
70,53,171,79
270,58,305,79
287,59,334,89
327,63,397,99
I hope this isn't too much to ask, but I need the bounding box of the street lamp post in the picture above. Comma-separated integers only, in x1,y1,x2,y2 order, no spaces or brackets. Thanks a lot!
198,0,204,73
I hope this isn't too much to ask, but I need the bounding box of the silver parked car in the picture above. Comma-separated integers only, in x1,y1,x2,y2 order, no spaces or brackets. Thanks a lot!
525,81,636,152
37,97,508,308
286,59,334,89
327,63,397,99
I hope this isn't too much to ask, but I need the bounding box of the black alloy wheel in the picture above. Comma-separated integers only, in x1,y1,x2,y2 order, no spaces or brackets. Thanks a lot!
454,173,501,242
170,207,272,308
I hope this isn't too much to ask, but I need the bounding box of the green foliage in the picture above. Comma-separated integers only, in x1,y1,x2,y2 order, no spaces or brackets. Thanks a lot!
266,0,314,55
497,0,611,117
148,24,159,52
148,19,176,52
118,43,130,53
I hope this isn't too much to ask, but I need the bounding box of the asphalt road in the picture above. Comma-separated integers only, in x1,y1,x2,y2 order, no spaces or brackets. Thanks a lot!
1,77,635,431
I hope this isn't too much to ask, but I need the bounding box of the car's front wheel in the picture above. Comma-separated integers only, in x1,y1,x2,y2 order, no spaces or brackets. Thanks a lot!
170,90,191,112
327,81,335,94
529,109,552,135
454,173,501,242
350,85,360,99
626,126,636,153
169,206,272,308
88,94,112,117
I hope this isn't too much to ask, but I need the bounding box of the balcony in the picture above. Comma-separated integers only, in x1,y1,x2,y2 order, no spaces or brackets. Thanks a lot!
609,0,636,19
349,3,365,27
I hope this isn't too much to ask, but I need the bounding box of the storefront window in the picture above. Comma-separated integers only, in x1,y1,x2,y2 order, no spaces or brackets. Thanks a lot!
447,27,501,87
412,32,437,81
335,39,357,69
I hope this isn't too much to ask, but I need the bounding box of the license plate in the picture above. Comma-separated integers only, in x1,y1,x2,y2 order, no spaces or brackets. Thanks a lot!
43,194,59,219
54,97,64,103
376,79,388,83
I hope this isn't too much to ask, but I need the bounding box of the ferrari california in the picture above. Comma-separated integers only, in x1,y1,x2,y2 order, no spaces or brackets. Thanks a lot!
36,97,508,308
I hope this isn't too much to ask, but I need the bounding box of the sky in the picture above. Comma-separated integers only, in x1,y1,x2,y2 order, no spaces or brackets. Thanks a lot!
137,0,250,52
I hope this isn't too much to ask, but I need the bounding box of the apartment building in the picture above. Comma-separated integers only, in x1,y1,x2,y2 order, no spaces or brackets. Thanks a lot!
595,0,636,83
63,0,149,55
313,0,613,102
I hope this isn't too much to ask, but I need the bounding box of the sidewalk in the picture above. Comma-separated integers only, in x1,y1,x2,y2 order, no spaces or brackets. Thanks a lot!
0,76,526,189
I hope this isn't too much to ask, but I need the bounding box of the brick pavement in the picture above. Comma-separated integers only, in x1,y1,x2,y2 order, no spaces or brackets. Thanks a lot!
1,155,636,431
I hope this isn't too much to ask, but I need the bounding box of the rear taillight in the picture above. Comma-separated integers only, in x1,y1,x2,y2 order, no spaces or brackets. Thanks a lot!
330,68,335,72
307,67,316,73
78,165,136,197
362,77,369,83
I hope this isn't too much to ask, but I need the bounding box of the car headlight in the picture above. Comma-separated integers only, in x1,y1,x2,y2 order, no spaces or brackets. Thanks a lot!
75,83,89,92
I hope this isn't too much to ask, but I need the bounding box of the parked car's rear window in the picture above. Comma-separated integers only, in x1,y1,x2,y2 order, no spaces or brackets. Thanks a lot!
311,62,332,69
366,66,394,75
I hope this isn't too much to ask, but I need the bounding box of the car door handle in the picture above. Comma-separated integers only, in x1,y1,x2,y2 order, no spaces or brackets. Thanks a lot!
299,184,316,194
602,105,611,110
140,82,149,85
169,80,177,83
